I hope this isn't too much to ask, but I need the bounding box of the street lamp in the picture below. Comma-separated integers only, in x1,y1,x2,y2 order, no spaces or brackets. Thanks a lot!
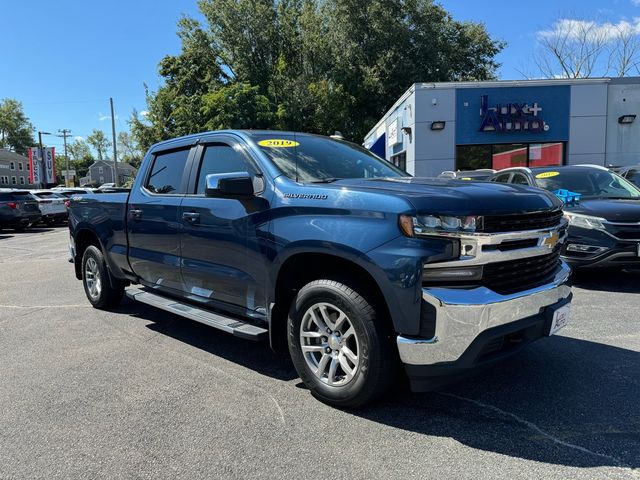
37,131,52,188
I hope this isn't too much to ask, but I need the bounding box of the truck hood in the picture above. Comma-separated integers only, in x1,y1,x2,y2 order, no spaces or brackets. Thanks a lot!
564,198,640,222
330,177,562,215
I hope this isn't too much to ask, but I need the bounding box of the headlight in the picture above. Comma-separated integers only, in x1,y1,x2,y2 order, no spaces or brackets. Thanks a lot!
563,212,606,230
399,214,482,237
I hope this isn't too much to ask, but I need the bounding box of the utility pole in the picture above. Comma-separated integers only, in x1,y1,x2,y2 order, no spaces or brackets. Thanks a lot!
110,97,118,187
58,129,72,186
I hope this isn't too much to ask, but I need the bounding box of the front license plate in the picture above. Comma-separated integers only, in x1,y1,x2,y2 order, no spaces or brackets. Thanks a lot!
549,305,571,336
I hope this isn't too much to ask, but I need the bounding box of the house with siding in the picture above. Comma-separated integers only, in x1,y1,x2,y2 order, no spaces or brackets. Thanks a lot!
81,160,137,186
0,149,36,189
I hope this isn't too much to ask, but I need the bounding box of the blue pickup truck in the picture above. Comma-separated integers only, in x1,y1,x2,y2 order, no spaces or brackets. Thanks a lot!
68,130,572,407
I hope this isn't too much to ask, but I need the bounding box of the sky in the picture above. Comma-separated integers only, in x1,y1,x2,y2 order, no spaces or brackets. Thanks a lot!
2,0,640,152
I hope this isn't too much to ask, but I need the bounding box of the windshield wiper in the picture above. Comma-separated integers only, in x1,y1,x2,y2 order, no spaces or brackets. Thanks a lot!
310,178,342,183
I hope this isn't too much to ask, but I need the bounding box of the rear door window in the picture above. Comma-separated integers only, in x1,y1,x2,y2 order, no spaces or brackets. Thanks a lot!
493,173,512,183
146,149,191,194
9,191,35,201
511,173,530,185
625,169,640,186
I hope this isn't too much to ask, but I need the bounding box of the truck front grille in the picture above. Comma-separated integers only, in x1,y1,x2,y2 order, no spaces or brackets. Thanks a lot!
482,209,563,233
483,249,561,295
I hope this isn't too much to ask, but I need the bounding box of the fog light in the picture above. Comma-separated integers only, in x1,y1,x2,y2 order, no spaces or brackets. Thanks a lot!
565,244,607,254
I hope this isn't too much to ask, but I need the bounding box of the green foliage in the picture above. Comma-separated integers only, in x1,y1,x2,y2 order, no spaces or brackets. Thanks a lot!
86,129,111,161
202,82,273,130
0,99,36,155
117,131,144,168
133,0,504,146
67,139,95,178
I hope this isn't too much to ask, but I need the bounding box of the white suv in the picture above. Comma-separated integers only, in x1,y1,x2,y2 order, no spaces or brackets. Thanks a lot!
29,190,68,225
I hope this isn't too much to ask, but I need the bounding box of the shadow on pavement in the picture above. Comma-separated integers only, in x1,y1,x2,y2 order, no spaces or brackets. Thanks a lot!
116,298,639,469
0,234,14,240
117,299,298,382
570,268,640,294
356,336,640,469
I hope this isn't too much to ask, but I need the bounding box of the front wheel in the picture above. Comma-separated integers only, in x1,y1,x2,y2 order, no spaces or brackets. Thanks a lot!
288,279,395,408
81,245,124,309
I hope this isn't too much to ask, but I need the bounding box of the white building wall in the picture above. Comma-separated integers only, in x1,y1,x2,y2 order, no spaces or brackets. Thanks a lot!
567,83,608,165
606,82,640,166
413,87,456,176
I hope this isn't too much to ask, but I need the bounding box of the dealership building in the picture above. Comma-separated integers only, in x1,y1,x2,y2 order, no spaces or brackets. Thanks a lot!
364,77,640,176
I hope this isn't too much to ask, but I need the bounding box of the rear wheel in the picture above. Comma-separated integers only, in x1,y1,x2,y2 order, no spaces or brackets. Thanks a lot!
81,245,125,309
288,279,395,408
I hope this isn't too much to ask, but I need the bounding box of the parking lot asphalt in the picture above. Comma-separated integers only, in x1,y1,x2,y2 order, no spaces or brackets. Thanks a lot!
1,227,639,480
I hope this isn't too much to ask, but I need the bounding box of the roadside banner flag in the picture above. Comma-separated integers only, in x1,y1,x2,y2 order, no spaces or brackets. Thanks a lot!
44,147,56,184
28,147,42,185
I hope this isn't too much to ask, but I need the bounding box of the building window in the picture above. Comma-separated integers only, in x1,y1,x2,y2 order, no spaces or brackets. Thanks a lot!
19,176,25,185
98,166,104,174
18,162,23,171
390,151,407,172
10,161,15,170
1,176,7,184
456,143,564,170
11,176,17,185
99,176,105,184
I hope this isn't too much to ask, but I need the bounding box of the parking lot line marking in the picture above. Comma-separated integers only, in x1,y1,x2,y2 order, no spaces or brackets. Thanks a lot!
0,304,92,309
438,392,631,469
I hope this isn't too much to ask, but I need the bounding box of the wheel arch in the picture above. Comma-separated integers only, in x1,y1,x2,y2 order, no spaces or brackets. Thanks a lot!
269,251,394,352
74,228,102,280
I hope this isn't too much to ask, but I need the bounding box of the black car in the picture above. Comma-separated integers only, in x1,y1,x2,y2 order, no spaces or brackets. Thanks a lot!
617,165,640,188
0,189,42,231
489,165,640,269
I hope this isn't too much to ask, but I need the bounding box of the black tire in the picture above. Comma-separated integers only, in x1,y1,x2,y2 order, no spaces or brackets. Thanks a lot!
81,245,125,309
288,279,395,408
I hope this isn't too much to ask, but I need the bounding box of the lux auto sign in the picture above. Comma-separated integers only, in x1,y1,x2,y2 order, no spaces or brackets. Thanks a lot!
478,94,549,133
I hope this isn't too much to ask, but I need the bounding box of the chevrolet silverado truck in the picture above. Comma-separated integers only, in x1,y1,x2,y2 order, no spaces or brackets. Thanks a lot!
68,130,572,407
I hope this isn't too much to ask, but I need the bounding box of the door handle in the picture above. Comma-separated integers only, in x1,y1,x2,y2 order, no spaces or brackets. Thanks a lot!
182,212,200,223
130,208,143,219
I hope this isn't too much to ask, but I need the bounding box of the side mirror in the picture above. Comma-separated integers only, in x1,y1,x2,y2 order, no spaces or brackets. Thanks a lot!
205,172,254,197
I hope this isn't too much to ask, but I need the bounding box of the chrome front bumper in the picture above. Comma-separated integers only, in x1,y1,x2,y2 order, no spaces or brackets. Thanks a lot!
397,260,572,366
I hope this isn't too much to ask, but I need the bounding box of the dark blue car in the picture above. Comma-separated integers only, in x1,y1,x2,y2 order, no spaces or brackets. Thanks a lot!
490,165,640,269
68,131,572,407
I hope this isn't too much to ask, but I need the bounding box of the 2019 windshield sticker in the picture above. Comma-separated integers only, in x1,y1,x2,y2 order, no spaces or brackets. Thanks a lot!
283,193,328,200
258,139,300,148
536,171,560,179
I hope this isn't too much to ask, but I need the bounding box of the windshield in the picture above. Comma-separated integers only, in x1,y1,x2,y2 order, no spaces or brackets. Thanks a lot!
250,134,406,182
535,169,640,199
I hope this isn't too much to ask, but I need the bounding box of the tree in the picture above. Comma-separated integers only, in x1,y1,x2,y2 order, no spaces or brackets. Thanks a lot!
137,0,503,144
117,131,144,168
529,16,640,78
86,129,111,161
0,99,36,155
202,82,273,130
130,17,224,152
68,139,94,178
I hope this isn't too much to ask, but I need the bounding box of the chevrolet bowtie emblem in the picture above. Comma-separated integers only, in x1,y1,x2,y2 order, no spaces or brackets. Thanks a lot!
543,231,559,249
